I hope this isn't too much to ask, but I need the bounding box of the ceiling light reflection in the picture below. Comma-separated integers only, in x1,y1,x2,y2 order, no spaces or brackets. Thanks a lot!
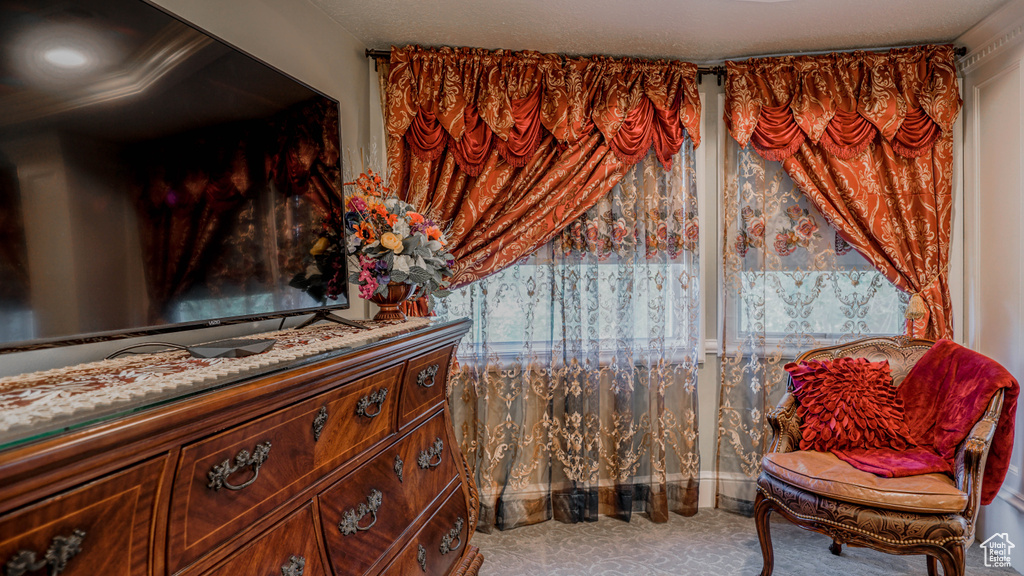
43,47,89,69
13,23,116,89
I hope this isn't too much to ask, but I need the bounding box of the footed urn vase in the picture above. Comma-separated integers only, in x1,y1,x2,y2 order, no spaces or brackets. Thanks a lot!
369,282,416,322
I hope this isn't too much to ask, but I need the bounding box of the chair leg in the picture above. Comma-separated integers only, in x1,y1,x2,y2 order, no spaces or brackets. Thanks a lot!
829,540,842,556
933,543,965,576
927,555,938,576
754,492,774,576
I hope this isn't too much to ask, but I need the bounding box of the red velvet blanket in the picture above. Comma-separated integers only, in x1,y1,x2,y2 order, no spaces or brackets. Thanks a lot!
832,339,1019,505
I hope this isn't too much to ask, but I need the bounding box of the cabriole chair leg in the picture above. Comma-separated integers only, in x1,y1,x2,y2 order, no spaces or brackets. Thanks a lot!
754,492,774,576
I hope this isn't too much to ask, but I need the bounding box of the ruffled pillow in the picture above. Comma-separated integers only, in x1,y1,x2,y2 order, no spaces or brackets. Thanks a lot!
784,357,916,453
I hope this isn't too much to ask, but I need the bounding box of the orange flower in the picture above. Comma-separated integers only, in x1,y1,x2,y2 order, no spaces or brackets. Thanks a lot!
356,173,380,196
386,213,398,227
355,222,376,243
344,171,389,198
407,211,425,226
424,225,445,245
369,202,388,218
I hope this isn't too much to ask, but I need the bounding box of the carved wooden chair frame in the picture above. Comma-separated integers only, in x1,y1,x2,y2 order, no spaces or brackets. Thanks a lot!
754,336,1005,576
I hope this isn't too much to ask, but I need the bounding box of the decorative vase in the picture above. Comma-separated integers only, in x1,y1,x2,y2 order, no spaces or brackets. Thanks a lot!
368,282,415,322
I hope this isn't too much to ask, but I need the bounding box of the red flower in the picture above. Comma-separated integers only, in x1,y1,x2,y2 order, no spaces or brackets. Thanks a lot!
795,217,818,240
775,232,796,256
612,219,629,244
585,220,599,244
748,217,765,240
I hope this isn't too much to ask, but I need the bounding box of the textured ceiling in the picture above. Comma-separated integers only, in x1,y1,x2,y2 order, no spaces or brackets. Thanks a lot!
308,0,1007,63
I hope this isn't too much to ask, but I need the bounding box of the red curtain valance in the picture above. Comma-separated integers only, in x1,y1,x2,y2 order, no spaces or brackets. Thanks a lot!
387,46,701,174
723,44,961,339
726,45,959,162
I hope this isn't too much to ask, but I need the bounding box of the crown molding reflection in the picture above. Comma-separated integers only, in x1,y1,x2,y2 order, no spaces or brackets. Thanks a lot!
0,23,214,128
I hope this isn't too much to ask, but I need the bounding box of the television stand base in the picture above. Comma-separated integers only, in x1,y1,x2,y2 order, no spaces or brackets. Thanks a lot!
295,310,370,330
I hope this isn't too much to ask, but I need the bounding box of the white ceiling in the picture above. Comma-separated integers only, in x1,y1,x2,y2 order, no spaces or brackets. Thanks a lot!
309,0,1007,63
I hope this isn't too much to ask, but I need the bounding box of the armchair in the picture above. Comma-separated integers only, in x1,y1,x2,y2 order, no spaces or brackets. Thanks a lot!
754,336,1006,576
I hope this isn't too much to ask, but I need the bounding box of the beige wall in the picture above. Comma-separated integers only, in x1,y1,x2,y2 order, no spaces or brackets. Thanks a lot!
959,0,1024,568
0,0,374,376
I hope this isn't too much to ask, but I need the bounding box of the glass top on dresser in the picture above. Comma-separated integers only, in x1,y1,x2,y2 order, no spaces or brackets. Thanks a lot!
0,318,459,451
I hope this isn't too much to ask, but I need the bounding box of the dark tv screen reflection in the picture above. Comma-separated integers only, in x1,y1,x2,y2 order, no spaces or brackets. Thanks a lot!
0,0,348,352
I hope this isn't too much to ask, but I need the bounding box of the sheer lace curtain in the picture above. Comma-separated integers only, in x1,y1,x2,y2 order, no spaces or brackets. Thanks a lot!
436,146,700,532
715,140,908,515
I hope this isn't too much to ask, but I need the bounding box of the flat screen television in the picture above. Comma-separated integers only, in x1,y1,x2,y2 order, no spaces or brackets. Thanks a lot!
0,0,349,353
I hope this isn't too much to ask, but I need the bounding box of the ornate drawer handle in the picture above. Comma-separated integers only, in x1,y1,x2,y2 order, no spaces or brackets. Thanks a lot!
417,364,439,388
355,388,388,418
394,455,404,482
281,555,305,576
417,437,444,469
339,489,383,536
439,517,464,555
207,441,272,491
4,529,86,576
312,406,328,442
417,544,427,572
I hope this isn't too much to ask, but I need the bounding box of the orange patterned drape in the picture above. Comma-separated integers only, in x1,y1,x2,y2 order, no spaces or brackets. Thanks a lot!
724,45,961,339
384,45,701,289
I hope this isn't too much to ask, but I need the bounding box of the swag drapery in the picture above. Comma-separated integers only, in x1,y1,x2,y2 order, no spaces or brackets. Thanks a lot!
382,46,702,531
725,44,960,340
436,150,701,531
383,45,701,289
716,45,960,514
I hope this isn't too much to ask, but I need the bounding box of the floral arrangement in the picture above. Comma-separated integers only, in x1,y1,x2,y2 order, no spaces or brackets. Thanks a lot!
342,170,454,302
289,170,455,306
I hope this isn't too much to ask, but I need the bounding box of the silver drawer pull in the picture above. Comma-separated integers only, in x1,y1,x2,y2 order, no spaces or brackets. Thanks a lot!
417,365,439,388
207,441,272,491
312,406,328,442
339,489,383,536
439,517,464,555
355,388,388,418
281,555,305,576
394,455,404,482
4,529,86,576
417,437,444,469
417,544,427,572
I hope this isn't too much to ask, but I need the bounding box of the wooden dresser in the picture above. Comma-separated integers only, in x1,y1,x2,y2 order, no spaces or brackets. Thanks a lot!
0,319,482,576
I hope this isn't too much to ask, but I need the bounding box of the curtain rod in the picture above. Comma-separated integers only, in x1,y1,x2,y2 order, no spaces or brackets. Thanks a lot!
365,46,968,86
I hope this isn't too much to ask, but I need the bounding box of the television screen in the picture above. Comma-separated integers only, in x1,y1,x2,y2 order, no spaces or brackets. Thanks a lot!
0,0,348,352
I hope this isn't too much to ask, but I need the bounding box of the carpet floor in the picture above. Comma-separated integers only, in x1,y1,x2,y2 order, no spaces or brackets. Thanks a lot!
472,509,1020,575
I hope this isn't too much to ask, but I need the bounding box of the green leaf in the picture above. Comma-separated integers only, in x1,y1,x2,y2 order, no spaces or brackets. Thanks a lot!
409,268,432,285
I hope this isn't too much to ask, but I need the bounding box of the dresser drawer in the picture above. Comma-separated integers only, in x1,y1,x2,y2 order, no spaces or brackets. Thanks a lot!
319,410,458,576
398,346,454,428
168,364,402,572
384,484,470,576
202,504,327,576
0,458,165,576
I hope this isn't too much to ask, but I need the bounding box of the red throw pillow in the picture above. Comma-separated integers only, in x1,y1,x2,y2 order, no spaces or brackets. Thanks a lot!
784,357,916,453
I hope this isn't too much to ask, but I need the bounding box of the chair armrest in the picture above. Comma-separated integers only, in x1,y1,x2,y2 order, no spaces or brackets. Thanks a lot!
766,392,801,454
955,390,1004,528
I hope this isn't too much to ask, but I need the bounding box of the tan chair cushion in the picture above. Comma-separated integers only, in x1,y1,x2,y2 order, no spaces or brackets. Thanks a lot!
762,451,968,514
